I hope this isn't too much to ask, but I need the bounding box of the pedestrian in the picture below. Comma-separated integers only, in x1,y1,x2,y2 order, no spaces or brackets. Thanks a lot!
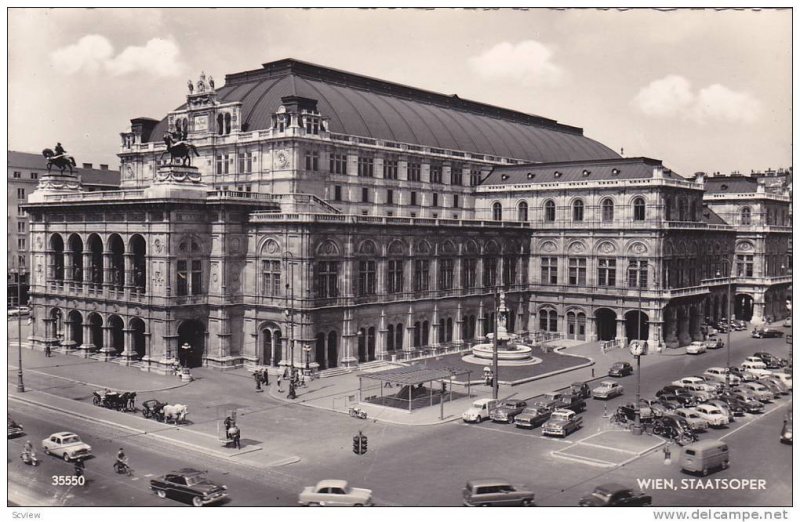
287,381,296,400
253,370,262,392
663,442,673,465
261,368,269,386
232,427,241,450
591,367,595,378
224,416,233,438
277,374,283,393
45,344,52,358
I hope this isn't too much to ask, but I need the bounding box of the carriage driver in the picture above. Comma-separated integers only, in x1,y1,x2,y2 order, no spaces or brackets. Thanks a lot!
115,447,129,471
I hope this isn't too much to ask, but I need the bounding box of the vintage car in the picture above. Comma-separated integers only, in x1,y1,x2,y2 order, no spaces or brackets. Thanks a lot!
298,479,373,507
561,394,587,413
740,361,772,379
616,401,655,422
514,406,552,429
724,392,765,413
706,399,740,421
686,342,707,355
704,337,724,350
683,384,716,402
462,398,498,423
653,415,698,445
462,479,535,507
672,408,709,431
752,328,784,339
672,376,717,391
489,399,528,423
760,377,789,397
41,432,92,461
592,381,624,400
542,409,583,437
752,352,788,369
740,382,774,402
534,392,569,411
150,468,229,506
608,362,633,377
7,306,30,317
703,367,741,386
656,385,696,406
570,382,592,399
731,320,748,331
769,372,792,391
578,483,652,507
694,404,730,427
7,416,24,438
728,367,759,382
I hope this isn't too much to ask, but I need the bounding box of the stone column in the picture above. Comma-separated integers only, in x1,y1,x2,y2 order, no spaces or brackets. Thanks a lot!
82,252,92,290
454,302,464,345
691,307,704,341
664,308,679,349
79,321,94,353
616,318,627,343
587,315,597,342
124,253,134,299
100,325,115,359
677,307,692,347
340,308,358,366
62,317,75,350
476,300,486,339
121,327,135,359
45,249,54,287
430,304,440,348
103,251,113,292
64,252,74,283
527,295,537,333
377,310,387,358
403,305,414,351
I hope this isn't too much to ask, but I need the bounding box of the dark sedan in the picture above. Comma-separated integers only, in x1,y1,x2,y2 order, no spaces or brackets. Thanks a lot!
753,352,788,369
752,328,784,339
150,468,228,506
578,483,652,507
489,399,528,423
609,362,633,377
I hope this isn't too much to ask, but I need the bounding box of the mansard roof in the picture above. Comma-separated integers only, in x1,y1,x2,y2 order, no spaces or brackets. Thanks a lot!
481,157,688,186
147,58,619,163
704,176,759,194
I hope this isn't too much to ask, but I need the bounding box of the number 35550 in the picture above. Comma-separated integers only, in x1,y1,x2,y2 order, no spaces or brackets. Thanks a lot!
52,475,85,486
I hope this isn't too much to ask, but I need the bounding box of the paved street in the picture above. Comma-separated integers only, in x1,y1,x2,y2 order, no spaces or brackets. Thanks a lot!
8,319,793,506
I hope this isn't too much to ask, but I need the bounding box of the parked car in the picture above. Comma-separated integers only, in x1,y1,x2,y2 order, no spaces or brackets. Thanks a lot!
673,408,709,431
298,479,373,507
7,416,24,438
654,415,698,445
41,432,92,461
150,468,229,507
752,352,788,369
656,385,697,403
731,320,747,331
514,406,553,429
704,336,724,350
462,479,535,507
542,409,583,437
7,306,30,317
694,404,730,427
462,398,498,423
578,483,652,507
490,399,528,423
703,367,742,386
771,372,793,390
673,377,719,393
711,396,747,417
740,382,774,402
686,342,707,355
740,361,772,378
570,382,592,399
728,367,758,382
608,362,633,377
683,384,716,402
760,377,789,396
616,401,654,422
726,392,765,413
706,399,738,421
642,399,670,418
592,381,624,400
536,392,570,411
752,328,784,339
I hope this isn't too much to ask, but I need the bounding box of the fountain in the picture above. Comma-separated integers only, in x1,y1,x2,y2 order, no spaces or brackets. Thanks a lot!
462,292,541,367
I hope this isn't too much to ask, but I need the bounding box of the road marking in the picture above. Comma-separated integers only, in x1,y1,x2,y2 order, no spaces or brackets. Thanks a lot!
461,422,574,444
549,450,616,467
719,402,788,441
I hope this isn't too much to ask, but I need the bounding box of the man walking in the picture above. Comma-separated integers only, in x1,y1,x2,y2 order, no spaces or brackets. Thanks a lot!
253,370,262,392
276,373,283,393
261,368,269,386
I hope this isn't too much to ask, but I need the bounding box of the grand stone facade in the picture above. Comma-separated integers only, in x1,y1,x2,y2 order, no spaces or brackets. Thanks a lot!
24,59,790,373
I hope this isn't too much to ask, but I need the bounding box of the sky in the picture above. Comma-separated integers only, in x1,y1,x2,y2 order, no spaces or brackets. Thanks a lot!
7,7,793,177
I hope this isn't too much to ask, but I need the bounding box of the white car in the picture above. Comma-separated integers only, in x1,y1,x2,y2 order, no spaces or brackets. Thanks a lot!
298,480,374,507
462,398,498,423
686,342,707,355
694,404,730,427
771,372,793,390
42,432,92,461
740,382,774,402
703,367,742,386
672,376,712,389
592,381,624,400
740,361,772,378
673,408,709,431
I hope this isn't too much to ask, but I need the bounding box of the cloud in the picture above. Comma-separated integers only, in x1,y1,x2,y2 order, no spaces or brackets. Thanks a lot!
50,35,114,75
633,75,761,124
50,35,184,77
468,40,564,86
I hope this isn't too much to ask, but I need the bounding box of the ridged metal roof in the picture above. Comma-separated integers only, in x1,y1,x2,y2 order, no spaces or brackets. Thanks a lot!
148,59,619,163
481,157,688,185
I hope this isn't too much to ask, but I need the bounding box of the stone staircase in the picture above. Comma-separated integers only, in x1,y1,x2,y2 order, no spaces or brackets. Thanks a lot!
316,359,402,379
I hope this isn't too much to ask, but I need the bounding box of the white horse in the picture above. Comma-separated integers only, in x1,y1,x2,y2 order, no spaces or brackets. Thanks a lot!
162,404,188,424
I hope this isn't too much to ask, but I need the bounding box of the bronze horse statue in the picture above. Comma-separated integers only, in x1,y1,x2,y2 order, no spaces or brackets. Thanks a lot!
162,132,199,167
42,149,77,174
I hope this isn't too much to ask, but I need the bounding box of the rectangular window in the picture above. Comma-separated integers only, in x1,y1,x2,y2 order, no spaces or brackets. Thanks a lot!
17,205,25,216
503,256,517,287
450,165,463,186
627,260,649,288
304,115,320,135
410,191,417,206
330,153,348,174
432,193,439,207
358,260,376,296
470,169,481,187
430,164,443,184
17,222,25,232
215,155,230,175
177,260,188,296
453,194,460,208
408,162,421,182
13,171,21,179
31,172,38,180
316,261,339,298
304,150,319,171
541,257,558,285
736,255,754,277
361,187,369,203
18,238,26,249
483,257,497,287
568,258,587,286
334,185,342,201
17,188,25,199
191,260,202,295
598,258,617,287
387,189,394,205
261,260,281,296
414,259,430,291
388,260,404,293
238,152,254,173
357,156,374,177
383,159,398,180
439,258,454,290
462,258,477,289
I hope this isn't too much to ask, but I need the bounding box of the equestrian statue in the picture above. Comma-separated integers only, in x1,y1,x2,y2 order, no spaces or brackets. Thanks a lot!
162,131,199,167
42,142,77,175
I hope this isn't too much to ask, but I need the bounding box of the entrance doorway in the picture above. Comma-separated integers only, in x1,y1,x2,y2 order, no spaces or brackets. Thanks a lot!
595,308,617,341
178,320,205,368
735,294,754,321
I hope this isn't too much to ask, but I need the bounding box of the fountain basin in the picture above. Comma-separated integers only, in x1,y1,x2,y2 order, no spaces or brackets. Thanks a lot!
471,343,533,361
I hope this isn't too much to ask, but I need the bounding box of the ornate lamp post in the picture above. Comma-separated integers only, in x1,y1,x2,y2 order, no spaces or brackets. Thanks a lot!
303,343,311,372
717,258,734,390
15,265,26,392
629,260,652,435
492,287,500,400
284,251,295,372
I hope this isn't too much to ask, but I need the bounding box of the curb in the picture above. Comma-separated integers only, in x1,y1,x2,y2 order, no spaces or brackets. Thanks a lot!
9,364,193,394
9,392,300,468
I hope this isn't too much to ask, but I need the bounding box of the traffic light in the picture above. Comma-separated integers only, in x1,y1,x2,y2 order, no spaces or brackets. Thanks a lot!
352,431,367,455
360,434,368,454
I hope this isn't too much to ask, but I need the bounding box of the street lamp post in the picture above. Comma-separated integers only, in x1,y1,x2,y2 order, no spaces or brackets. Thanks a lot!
284,252,295,373
630,260,652,436
492,287,499,400
16,266,26,393
304,344,311,372
717,258,734,391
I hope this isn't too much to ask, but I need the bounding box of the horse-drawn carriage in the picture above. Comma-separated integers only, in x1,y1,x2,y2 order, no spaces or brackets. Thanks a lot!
141,399,188,424
92,390,136,412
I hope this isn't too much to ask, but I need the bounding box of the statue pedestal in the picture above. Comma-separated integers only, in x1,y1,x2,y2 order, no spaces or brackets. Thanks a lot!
145,165,207,199
28,173,82,202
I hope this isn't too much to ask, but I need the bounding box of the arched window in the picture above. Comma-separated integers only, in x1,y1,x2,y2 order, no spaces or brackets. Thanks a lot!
633,197,646,221
492,202,503,221
544,200,556,222
572,199,584,222
517,201,528,222
601,199,614,222
225,113,232,135
741,207,752,225
217,113,224,136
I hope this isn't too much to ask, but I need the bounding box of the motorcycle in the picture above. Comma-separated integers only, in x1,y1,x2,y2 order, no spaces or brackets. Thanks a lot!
20,451,39,466
113,460,134,476
348,406,368,419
